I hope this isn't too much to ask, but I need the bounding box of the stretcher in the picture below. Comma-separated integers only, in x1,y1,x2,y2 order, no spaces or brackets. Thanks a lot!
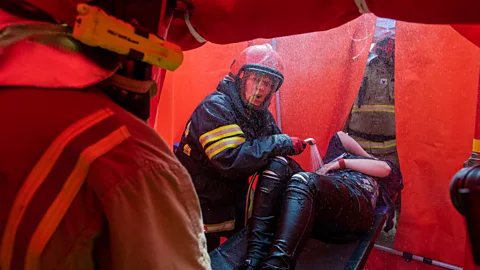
210,206,389,270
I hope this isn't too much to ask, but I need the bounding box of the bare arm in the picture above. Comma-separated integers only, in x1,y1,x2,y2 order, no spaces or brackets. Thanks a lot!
344,158,391,177
336,131,374,158
319,158,391,178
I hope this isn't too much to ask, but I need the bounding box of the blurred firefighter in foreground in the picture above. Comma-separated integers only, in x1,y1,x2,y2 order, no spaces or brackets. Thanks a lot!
0,1,209,269
175,44,308,251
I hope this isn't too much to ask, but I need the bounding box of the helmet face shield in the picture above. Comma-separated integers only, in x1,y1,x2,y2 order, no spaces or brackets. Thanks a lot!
240,70,280,110
228,44,286,111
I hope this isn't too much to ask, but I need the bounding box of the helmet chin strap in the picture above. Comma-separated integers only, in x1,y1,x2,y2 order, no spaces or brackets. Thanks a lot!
247,85,261,106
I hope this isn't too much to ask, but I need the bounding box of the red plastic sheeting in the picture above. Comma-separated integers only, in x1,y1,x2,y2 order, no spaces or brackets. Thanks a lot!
148,68,166,128
452,25,480,48
393,23,480,267
166,0,480,55
166,11,206,51
153,67,178,146
180,0,480,49
277,15,376,168
365,0,480,24
190,0,360,44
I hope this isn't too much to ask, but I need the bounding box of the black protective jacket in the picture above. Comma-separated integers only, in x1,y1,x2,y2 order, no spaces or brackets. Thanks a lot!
175,78,295,233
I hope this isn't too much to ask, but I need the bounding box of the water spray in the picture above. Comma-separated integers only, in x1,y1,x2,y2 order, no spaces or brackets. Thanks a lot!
304,138,324,172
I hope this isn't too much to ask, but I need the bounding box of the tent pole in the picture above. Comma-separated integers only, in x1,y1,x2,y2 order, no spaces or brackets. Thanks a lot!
465,72,480,167
374,245,463,270
272,38,282,130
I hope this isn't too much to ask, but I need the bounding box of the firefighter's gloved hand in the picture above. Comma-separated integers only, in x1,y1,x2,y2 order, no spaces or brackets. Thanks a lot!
290,137,307,155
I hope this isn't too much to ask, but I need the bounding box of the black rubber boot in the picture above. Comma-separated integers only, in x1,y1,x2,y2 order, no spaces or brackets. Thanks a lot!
260,172,318,270
239,157,298,269
236,257,262,270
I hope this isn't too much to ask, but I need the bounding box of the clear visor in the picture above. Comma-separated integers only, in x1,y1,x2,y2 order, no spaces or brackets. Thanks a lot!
240,70,281,110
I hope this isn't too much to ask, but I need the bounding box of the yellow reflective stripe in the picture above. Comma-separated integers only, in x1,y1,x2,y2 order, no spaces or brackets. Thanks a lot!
248,186,254,219
202,130,244,148
25,126,131,270
352,104,395,113
358,139,397,149
205,136,246,159
199,124,244,148
205,220,235,233
183,144,191,156
473,139,480,153
184,121,191,137
0,108,114,270
354,104,394,109
351,109,394,113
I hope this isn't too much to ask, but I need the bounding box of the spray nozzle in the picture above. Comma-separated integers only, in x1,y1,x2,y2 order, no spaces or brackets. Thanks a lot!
304,138,316,145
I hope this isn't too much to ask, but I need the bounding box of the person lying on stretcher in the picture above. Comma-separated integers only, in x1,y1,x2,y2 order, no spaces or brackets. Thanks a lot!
237,131,403,270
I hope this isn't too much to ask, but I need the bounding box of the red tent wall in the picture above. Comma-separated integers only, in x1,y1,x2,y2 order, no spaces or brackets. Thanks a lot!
277,15,375,170
148,68,167,129
153,69,175,147
465,73,480,270
182,0,480,48
452,25,480,47
393,23,480,267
